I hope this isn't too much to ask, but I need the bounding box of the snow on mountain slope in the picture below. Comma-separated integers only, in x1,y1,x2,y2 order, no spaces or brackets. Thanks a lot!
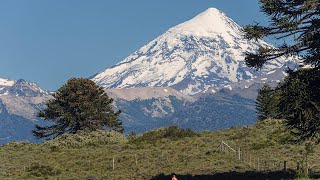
0,95,51,120
106,87,194,101
0,78,51,144
92,8,296,95
205,60,298,98
0,79,48,97
0,78,15,87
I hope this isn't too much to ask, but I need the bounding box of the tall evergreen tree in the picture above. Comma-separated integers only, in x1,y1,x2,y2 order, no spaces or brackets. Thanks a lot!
244,0,320,141
33,78,123,139
256,84,281,121
278,69,320,141
244,0,320,70
256,85,272,121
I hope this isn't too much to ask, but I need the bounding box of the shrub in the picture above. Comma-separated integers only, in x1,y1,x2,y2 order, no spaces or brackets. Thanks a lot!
43,130,127,148
6,141,32,149
133,126,197,142
128,131,137,139
26,162,60,177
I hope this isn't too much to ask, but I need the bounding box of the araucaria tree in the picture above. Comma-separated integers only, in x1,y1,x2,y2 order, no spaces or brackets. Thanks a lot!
278,69,320,141
33,78,123,139
244,0,320,141
256,84,281,121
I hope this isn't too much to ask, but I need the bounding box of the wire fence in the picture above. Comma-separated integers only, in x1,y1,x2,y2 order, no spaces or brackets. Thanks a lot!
216,140,287,174
1,140,290,178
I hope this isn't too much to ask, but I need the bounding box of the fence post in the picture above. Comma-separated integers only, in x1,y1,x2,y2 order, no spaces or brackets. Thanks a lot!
221,142,224,153
258,158,260,171
249,155,252,166
283,161,287,176
113,157,115,170
238,148,241,161
222,141,225,153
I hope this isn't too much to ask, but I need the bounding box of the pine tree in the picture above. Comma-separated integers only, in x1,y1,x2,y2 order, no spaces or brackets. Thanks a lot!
256,84,281,121
33,78,123,139
244,0,320,141
244,0,320,70
256,85,272,121
278,69,320,141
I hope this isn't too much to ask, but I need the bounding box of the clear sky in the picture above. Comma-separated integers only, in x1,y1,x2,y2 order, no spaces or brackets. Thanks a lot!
0,0,270,90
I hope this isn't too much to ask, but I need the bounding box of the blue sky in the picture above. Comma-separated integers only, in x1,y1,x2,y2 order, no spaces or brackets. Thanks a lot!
0,0,270,90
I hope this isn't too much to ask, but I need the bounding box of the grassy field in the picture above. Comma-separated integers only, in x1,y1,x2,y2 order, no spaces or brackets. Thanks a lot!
1,120,320,179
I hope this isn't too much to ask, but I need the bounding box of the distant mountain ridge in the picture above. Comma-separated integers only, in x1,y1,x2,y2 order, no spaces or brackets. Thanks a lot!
0,78,48,97
92,8,296,95
0,77,258,144
0,78,50,144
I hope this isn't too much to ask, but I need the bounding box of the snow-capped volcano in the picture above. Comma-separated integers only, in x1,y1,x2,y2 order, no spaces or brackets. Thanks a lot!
92,8,295,95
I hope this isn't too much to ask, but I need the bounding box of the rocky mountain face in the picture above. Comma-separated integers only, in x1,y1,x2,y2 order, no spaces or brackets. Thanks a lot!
0,78,48,97
0,78,50,145
0,100,41,145
107,87,256,134
92,8,296,95
105,87,194,133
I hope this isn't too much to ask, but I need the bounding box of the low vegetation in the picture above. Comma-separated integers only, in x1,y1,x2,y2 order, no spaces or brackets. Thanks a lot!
1,120,320,179
43,130,128,149
131,126,197,142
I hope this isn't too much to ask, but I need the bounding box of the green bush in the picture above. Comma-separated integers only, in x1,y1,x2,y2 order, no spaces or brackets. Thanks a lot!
43,130,127,148
26,162,60,177
133,126,197,142
5,141,32,149
250,138,276,150
128,131,137,139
